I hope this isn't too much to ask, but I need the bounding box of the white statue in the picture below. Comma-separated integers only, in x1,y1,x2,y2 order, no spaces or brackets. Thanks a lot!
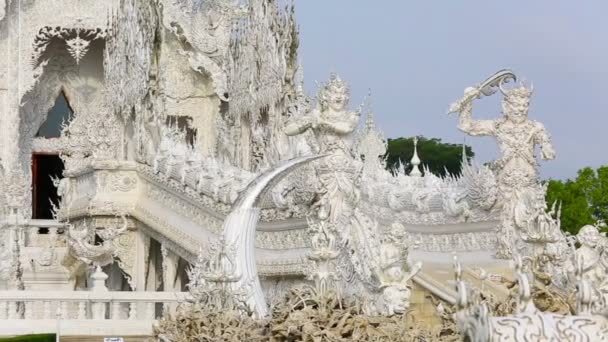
450,73,555,193
378,224,421,315
449,70,557,257
573,225,607,284
285,73,362,223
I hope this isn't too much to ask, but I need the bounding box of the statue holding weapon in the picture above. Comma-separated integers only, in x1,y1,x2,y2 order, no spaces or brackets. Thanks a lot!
448,70,555,199
448,70,557,258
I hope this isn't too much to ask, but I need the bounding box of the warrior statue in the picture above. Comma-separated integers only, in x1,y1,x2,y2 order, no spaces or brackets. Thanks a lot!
285,74,363,295
449,71,555,193
449,70,557,257
285,73,362,224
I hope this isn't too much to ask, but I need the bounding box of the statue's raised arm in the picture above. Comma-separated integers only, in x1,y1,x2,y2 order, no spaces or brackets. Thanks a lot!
449,70,560,258
449,70,555,187
449,87,495,136
448,70,518,137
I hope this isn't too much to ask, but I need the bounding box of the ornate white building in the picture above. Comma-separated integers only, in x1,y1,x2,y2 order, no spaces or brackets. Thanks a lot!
0,0,606,339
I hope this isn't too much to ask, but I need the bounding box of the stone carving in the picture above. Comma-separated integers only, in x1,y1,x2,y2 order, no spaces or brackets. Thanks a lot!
574,225,607,284
67,215,128,269
220,154,323,317
33,27,107,66
306,219,341,296
355,109,387,178
285,75,423,313
162,0,247,101
2,1,600,338
187,236,251,312
378,224,421,315
455,256,608,341
0,0,5,22
285,74,362,286
570,224,608,312
449,70,558,258
285,73,362,224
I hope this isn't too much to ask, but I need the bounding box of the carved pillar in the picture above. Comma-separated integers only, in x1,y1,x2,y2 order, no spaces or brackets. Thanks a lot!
0,2,19,172
161,244,179,292
131,230,150,320
134,230,149,292
90,266,109,320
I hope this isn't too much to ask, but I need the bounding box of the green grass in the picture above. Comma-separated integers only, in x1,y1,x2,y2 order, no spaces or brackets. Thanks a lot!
0,334,55,342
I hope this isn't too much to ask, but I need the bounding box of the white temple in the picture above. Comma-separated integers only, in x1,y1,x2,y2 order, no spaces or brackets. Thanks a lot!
0,0,607,340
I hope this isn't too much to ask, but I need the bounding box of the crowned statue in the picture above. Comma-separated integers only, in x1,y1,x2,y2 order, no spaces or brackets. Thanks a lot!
449,70,558,258
449,73,555,195
285,73,362,224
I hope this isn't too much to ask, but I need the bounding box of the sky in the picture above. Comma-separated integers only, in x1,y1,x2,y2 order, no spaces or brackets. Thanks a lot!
294,0,608,180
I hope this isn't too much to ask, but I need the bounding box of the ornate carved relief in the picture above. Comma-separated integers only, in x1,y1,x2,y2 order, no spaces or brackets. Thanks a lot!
32,27,106,66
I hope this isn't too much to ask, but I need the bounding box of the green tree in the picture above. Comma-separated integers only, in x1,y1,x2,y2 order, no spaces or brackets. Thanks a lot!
546,166,608,234
385,136,474,177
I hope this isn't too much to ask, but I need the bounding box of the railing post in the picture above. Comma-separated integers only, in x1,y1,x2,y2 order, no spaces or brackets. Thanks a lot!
78,301,87,319
0,302,7,319
48,227,58,248
128,302,137,320
60,301,68,319
8,301,17,319
90,266,109,320
27,227,38,247
111,301,121,319
24,301,33,320
146,302,155,320
43,301,51,319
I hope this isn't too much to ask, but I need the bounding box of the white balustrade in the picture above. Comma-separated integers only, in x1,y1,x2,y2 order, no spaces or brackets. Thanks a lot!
0,302,6,319
0,290,187,321
23,219,67,247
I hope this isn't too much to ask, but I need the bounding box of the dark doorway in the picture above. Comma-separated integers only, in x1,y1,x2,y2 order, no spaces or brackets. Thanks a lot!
32,154,64,219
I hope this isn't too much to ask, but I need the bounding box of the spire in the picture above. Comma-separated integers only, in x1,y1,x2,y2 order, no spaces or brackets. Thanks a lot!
364,89,373,126
410,136,422,177
365,109,375,131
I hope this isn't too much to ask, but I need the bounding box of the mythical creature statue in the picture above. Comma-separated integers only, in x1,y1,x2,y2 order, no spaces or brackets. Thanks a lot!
378,224,422,315
67,215,129,269
164,0,247,100
449,70,557,257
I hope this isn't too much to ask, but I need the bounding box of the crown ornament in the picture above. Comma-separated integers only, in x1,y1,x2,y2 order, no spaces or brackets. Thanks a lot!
318,73,350,100
500,81,533,103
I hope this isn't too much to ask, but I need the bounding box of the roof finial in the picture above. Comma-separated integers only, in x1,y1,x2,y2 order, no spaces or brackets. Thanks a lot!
410,136,422,177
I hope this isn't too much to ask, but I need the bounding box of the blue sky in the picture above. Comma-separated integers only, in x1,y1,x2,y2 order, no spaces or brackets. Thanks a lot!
295,1,608,180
